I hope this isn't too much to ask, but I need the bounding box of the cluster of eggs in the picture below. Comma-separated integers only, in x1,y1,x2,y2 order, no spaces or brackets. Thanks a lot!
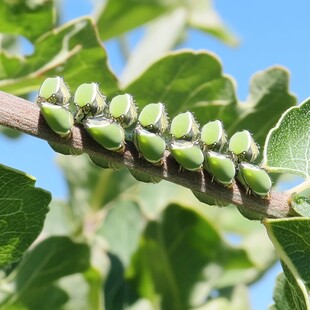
36,76,272,198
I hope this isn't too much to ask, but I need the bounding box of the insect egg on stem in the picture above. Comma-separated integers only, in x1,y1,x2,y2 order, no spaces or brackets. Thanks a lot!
36,76,73,138
200,120,227,152
228,130,259,163
73,83,107,124
170,111,200,141
236,162,272,198
203,151,236,187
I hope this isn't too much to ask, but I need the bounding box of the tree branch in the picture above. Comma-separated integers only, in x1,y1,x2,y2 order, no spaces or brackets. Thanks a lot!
0,91,295,219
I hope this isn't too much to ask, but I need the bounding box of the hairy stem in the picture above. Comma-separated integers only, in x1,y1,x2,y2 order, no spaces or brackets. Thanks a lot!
0,91,295,220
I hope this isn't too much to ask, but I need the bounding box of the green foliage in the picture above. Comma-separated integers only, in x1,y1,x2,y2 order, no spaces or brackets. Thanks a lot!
126,204,255,309
0,0,55,42
0,17,118,96
264,218,310,309
0,1,309,309
290,194,310,217
264,98,310,179
126,53,296,148
97,0,237,45
0,164,50,267
0,236,91,309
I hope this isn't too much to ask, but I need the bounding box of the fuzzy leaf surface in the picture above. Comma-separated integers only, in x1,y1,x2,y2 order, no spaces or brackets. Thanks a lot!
264,98,310,178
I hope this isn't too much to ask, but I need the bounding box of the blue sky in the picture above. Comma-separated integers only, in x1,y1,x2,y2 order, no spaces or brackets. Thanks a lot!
1,0,309,309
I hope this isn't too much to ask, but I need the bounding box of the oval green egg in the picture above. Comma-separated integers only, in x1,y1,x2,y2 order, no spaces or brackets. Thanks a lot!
138,103,168,134
169,141,204,171
84,117,125,153
229,130,259,162
200,120,227,152
109,93,137,128
237,162,272,197
37,76,71,106
134,127,166,165
204,151,235,186
74,83,107,123
40,102,73,138
170,112,200,141
89,154,122,170
128,169,161,184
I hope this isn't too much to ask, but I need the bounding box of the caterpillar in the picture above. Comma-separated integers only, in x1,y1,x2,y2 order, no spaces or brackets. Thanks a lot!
36,77,272,198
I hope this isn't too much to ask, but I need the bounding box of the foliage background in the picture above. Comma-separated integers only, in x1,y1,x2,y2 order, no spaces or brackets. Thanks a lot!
0,0,309,309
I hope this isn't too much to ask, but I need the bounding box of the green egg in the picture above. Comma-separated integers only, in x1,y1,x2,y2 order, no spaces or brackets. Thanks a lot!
170,112,200,141
109,94,137,128
134,127,166,165
89,154,122,170
237,162,272,197
229,130,259,163
74,83,107,123
84,117,125,153
138,103,168,134
37,76,71,107
200,120,227,152
204,151,235,186
169,141,204,171
128,169,161,184
40,102,73,138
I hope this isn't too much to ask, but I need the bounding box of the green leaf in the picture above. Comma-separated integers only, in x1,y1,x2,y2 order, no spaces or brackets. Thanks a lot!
126,52,295,148
0,236,90,309
97,0,238,46
11,285,69,310
0,0,55,42
126,203,255,309
97,200,146,266
0,125,21,139
187,0,239,46
16,236,90,287
264,97,310,179
120,8,188,86
270,265,310,310
0,164,50,267
0,17,119,97
0,51,24,80
125,50,237,123
97,0,171,40
290,193,310,217
264,217,310,288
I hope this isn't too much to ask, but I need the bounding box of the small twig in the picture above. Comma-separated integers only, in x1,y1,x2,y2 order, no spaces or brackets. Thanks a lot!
0,91,295,219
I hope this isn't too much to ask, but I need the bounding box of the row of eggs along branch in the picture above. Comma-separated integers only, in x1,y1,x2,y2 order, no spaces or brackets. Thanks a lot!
36,76,272,198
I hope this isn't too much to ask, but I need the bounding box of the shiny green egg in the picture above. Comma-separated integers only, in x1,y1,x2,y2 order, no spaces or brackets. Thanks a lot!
169,141,204,171
237,162,272,197
170,112,200,141
138,103,169,134
204,151,235,186
40,102,74,138
229,130,259,163
134,127,166,165
109,94,138,128
74,83,107,123
37,76,71,107
200,120,227,152
84,117,125,153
